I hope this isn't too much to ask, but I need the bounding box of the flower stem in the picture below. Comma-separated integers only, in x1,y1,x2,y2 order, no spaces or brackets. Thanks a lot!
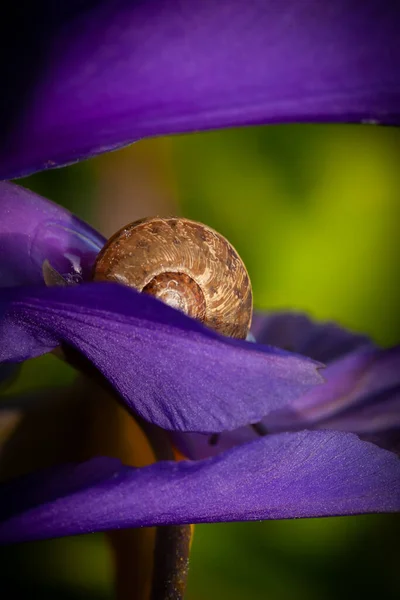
136,418,193,600
150,524,192,600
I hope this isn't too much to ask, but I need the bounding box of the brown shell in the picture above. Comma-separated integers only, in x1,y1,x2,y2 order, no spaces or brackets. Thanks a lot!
93,217,253,339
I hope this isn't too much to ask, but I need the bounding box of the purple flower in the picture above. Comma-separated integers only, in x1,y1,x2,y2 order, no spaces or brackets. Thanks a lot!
1,1,400,597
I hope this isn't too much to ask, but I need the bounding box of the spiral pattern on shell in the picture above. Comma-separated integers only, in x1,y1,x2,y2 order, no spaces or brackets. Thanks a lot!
93,217,252,339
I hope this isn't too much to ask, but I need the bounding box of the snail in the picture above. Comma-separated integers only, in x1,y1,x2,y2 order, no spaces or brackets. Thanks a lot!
43,217,263,441
93,217,253,339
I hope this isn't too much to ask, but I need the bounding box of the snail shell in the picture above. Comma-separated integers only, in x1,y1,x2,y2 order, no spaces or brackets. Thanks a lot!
93,217,252,339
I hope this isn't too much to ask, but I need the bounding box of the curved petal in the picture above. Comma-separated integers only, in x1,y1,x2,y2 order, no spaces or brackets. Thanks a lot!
324,387,400,433
316,348,400,434
175,344,400,459
1,0,400,179
0,282,323,432
265,346,400,432
0,182,104,286
251,311,374,363
0,430,399,544
251,312,400,433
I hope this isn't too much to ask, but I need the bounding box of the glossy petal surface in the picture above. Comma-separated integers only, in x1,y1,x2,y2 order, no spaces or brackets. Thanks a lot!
0,283,322,432
0,182,104,286
0,430,398,544
1,0,400,179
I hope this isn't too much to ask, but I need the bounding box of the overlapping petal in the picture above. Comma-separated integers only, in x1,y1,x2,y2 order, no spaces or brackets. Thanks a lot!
175,314,400,458
0,430,398,544
1,0,400,179
250,312,400,432
0,182,104,287
0,283,323,432
264,346,400,433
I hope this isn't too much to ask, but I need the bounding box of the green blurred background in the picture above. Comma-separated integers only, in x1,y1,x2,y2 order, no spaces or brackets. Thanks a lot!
2,123,400,598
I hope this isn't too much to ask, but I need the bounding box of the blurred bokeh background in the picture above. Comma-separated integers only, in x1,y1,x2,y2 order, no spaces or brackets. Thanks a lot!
1,123,400,598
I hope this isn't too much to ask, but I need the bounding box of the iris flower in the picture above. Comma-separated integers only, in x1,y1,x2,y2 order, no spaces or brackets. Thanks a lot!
1,1,400,598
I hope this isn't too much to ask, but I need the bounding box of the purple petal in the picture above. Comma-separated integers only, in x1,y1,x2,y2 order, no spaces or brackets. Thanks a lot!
2,0,400,179
260,347,400,436
251,311,374,363
0,282,322,433
0,182,104,286
316,348,400,434
323,387,400,433
175,345,400,459
0,430,398,544
251,313,399,434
